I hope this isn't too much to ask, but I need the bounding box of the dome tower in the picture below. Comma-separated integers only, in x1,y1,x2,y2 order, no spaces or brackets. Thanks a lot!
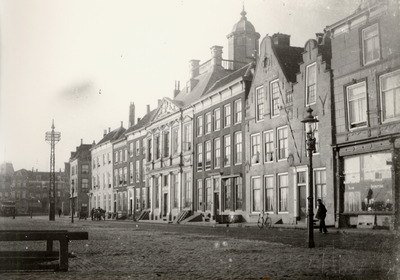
227,7,260,69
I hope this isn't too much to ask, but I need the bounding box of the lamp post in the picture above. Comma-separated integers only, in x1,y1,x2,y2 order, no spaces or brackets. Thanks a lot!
30,195,33,219
301,107,319,248
71,180,75,223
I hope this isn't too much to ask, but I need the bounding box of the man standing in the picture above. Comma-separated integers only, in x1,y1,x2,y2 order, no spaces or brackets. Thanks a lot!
316,199,328,233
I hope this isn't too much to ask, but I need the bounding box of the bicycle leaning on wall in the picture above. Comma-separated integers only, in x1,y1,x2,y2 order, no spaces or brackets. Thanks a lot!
257,210,272,229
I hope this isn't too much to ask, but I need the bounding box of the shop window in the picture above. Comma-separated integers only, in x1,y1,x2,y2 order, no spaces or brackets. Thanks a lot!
344,153,393,212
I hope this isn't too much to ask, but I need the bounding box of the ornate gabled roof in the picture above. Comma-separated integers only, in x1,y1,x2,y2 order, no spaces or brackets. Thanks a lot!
272,44,303,83
97,126,126,146
204,62,254,95
70,144,92,161
125,109,157,135
173,69,231,106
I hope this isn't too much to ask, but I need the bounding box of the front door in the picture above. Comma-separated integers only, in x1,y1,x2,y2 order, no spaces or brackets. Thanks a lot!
213,192,219,218
163,193,168,217
299,185,307,222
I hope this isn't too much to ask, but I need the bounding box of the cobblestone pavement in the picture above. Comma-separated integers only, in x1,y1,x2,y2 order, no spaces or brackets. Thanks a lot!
0,216,399,280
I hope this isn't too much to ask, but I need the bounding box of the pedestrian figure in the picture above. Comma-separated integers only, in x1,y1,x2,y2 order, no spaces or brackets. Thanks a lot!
58,208,62,217
316,199,328,233
91,208,94,220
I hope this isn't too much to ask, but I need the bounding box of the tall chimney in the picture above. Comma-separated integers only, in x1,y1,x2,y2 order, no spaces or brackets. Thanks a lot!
108,127,111,133
81,139,83,145
147,105,150,114
210,46,223,71
137,117,141,123
189,60,200,78
104,129,107,137
120,121,123,127
173,81,180,98
129,102,135,127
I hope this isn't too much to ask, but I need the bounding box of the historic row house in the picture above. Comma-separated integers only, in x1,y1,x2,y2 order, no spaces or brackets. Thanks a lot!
69,140,92,217
325,0,400,229
125,106,156,219
90,125,126,215
192,63,253,223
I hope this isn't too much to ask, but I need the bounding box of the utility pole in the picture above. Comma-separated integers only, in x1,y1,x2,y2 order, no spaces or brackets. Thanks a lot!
45,120,61,221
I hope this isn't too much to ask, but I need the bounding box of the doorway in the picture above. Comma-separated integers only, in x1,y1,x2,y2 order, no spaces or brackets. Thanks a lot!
163,193,168,217
299,185,307,222
213,192,219,218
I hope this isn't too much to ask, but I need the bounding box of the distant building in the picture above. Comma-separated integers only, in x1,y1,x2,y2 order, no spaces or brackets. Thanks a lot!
5,164,70,215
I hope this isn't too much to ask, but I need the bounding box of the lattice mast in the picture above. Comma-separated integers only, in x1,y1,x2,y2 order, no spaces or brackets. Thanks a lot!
45,120,61,221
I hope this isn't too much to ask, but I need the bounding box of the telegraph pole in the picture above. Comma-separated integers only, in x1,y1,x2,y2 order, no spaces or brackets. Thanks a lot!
45,120,61,221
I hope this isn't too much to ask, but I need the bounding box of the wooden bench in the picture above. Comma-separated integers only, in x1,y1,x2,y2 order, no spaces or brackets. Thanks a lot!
0,230,88,272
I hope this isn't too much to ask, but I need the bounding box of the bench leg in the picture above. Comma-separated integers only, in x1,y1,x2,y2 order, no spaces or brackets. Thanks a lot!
47,240,53,252
59,240,69,271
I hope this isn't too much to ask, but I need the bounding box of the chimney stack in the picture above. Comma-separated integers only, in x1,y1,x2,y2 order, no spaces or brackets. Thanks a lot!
147,105,150,114
137,117,141,123
104,129,107,137
129,102,135,127
173,81,180,98
189,60,200,78
158,99,162,107
120,121,123,127
210,46,223,71
81,139,83,145
108,127,111,133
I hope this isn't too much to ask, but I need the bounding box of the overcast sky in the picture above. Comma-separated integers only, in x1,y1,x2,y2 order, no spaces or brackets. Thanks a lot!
0,0,360,172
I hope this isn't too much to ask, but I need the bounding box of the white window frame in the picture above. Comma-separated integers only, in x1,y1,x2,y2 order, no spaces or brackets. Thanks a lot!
263,130,274,163
256,86,264,121
205,112,211,134
264,175,274,213
362,23,380,66
234,131,242,165
234,99,242,124
224,134,231,167
214,108,221,131
306,63,317,106
347,82,367,130
205,140,211,170
278,173,289,213
251,133,261,164
224,104,231,127
197,115,203,136
380,70,400,123
214,137,220,169
277,126,288,161
251,176,261,213
270,80,280,117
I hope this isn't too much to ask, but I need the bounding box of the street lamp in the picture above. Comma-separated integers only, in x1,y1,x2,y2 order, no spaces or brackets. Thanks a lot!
301,107,319,248
71,180,75,223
